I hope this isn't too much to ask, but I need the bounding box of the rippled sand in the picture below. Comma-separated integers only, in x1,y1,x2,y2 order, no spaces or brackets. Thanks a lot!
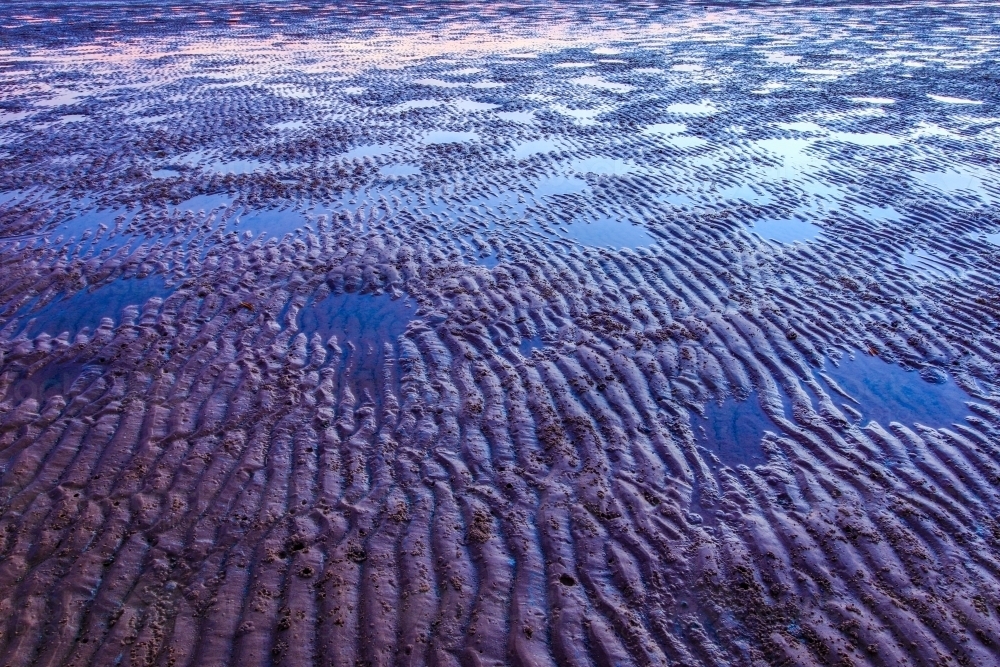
1,2,1000,665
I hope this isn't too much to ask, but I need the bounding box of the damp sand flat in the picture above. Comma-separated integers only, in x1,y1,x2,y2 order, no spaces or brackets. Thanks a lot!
1,2,1000,666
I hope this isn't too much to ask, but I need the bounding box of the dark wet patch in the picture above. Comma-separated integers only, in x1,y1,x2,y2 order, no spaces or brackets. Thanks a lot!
10,362,104,403
299,291,414,396
18,275,169,338
697,395,776,468
821,354,970,430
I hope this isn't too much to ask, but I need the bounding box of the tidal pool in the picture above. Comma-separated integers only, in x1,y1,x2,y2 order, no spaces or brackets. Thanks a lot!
750,217,822,243
699,394,774,468
16,275,169,338
821,353,971,430
565,217,654,248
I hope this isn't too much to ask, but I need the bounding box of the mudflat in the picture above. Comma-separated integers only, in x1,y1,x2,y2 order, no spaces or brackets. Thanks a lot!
1,2,999,665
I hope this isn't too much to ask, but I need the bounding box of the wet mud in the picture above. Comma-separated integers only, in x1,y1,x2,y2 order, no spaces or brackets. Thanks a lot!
1,1,1000,665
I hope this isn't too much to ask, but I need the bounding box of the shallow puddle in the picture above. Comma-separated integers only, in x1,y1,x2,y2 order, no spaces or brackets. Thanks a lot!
666,101,718,115
533,175,587,198
927,94,983,105
900,248,966,280
658,193,695,207
1,3,998,662
176,193,233,213
512,139,559,159
858,205,901,222
549,103,610,124
56,206,136,245
422,130,479,144
642,122,686,136
452,99,498,112
564,217,653,248
18,275,169,337
476,250,499,268
495,110,535,123
915,170,992,199
518,335,544,356
831,132,901,147
9,362,104,404
698,395,774,468
211,159,265,175
388,99,443,112
234,208,308,238
821,353,970,430
848,97,895,105
718,184,773,205
379,164,421,177
343,143,400,159
570,156,638,176
569,75,634,94
273,120,306,130
755,137,822,170
660,134,708,148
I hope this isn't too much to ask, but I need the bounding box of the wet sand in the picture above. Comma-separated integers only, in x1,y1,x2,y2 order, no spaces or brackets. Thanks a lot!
1,2,1000,665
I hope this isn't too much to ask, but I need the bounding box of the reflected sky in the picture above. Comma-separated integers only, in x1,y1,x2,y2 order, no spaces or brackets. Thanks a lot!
0,0,997,250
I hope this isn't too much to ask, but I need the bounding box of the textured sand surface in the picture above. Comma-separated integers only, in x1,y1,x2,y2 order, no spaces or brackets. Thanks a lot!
2,2,1000,665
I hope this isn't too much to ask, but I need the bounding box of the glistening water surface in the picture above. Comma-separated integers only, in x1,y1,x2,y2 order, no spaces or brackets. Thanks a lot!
822,353,971,430
15,276,170,338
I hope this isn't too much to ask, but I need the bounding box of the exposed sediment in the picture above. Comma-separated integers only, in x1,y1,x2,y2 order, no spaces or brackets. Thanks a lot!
1,2,1000,665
